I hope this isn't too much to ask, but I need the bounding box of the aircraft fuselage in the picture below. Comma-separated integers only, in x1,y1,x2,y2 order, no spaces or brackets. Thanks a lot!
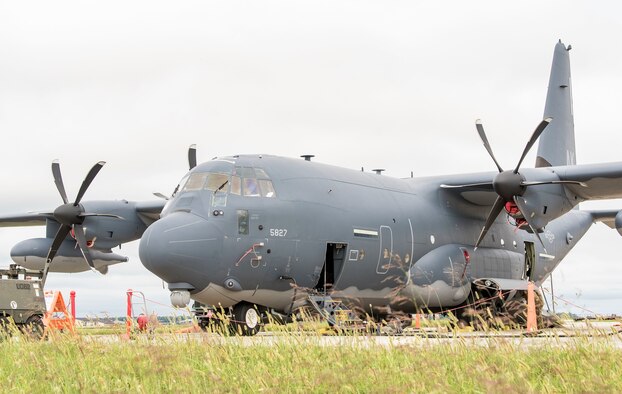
139,155,592,316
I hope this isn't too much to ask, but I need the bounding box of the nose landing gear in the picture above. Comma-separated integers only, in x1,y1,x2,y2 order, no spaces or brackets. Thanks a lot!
193,301,265,336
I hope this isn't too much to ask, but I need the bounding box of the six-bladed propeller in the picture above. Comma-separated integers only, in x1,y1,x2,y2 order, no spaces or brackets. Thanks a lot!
468,118,585,251
42,161,123,286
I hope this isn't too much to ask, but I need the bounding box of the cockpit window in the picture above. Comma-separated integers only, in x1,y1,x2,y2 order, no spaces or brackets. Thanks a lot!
230,176,242,195
258,180,276,198
183,173,209,191
205,173,229,192
233,167,277,198
176,167,276,199
235,167,256,178
255,168,269,179
243,178,260,197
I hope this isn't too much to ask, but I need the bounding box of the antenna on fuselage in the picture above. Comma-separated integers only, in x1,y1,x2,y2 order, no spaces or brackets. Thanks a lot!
301,155,315,161
372,169,385,175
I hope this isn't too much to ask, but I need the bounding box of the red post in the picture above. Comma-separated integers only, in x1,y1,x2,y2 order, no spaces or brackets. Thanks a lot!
126,289,133,337
415,314,421,329
70,290,76,324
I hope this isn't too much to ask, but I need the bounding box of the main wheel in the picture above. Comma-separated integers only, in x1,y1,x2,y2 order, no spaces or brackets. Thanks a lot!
22,315,45,340
231,302,262,336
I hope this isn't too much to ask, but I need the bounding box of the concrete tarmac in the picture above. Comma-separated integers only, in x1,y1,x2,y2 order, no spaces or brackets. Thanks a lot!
84,320,622,348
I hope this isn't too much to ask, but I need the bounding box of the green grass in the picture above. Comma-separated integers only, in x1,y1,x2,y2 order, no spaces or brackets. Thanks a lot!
1,328,622,393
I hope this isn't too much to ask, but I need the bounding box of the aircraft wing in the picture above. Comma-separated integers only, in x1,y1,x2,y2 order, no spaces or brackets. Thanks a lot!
0,213,52,227
135,200,166,225
0,200,166,228
556,162,622,200
437,171,497,207
438,162,622,206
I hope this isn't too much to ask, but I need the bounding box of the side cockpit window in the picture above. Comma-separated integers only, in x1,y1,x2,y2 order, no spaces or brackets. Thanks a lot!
258,179,275,198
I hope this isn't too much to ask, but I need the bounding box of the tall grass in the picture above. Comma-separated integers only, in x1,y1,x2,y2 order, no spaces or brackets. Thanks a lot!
1,325,621,393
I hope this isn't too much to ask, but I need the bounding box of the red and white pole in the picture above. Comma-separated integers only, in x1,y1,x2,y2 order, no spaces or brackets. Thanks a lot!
126,289,133,337
70,290,76,324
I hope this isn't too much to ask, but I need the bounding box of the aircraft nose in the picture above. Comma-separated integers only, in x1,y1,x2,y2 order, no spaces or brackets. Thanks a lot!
139,212,223,287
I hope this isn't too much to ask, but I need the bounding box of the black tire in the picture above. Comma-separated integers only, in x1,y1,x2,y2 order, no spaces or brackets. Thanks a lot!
231,303,262,336
22,315,45,340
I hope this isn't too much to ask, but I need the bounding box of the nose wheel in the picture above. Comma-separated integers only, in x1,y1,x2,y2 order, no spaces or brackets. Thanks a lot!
231,302,262,336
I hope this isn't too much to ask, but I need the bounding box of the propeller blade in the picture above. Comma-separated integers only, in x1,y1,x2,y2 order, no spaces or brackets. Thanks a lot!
475,120,504,173
79,213,125,220
440,182,494,190
73,224,97,271
74,161,106,205
514,196,548,253
42,224,71,287
153,192,169,200
51,160,69,204
520,180,587,187
188,144,197,170
513,118,552,173
474,196,505,249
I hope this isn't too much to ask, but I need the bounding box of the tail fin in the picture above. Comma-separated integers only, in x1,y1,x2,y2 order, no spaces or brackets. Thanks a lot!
535,40,576,167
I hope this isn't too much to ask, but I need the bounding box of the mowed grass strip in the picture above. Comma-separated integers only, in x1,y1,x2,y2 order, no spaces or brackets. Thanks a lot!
1,335,621,393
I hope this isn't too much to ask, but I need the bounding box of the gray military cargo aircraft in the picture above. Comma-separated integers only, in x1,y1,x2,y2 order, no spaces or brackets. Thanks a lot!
137,40,622,334
2,40,622,334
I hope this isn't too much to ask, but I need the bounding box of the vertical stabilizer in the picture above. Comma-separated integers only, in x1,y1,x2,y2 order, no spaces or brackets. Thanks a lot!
536,40,576,167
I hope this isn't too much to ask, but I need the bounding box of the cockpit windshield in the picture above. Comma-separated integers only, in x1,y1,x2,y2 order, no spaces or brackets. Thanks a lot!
182,173,229,192
175,167,277,198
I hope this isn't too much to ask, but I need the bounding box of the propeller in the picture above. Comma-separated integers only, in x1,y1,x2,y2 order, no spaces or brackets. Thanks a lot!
445,118,587,252
472,119,554,251
188,144,197,170
41,161,122,286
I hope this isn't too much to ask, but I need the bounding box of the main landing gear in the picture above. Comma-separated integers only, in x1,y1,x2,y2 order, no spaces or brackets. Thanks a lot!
456,283,546,330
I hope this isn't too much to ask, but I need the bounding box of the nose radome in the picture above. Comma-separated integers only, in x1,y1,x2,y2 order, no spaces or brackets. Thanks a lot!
139,212,222,285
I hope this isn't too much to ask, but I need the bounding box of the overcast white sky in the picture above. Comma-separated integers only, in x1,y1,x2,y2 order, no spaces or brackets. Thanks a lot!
1,1,621,317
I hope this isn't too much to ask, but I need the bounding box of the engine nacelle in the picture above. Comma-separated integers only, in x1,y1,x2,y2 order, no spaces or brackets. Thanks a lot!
615,211,622,236
515,169,578,230
46,200,149,250
10,238,128,273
